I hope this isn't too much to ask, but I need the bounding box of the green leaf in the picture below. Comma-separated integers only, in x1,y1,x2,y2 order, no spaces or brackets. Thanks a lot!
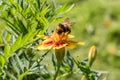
5,70,17,80
40,6,50,16
21,30,38,46
10,56,20,75
0,37,3,44
4,44,10,59
6,32,11,42
16,12,28,34
17,18,28,34
30,62,37,69
52,53,57,67
2,31,8,44
1,17,20,35
18,71,28,80
10,34,22,53
0,55,5,68
14,54,24,72
56,4,75,15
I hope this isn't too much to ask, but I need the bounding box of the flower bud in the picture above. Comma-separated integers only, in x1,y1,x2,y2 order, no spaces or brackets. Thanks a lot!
88,45,97,67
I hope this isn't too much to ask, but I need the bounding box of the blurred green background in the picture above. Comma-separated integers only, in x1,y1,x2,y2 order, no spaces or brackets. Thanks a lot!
51,0,120,80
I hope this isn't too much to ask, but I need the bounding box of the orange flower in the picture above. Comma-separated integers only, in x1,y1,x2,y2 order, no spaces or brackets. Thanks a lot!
36,18,84,50
36,32,84,50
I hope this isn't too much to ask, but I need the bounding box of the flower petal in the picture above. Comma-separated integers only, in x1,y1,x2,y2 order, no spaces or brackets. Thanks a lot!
66,41,84,49
78,42,85,45
66,43,76,49
68,35,74,38
36,39,54,50
54,43,67,49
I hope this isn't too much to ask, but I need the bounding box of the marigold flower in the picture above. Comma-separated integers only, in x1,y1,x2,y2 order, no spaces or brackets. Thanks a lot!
36,18,84,50
36,32,84,50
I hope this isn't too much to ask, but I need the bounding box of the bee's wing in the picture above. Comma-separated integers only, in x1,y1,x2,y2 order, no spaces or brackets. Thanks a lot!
64,18,76,26
64,18,70,22
70,22,76,26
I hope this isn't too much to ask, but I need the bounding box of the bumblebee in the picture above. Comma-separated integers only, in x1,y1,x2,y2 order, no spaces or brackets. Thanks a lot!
56,18,75,34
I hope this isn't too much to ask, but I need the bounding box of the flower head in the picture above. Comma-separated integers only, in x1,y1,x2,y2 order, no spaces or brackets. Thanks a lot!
36,19,84,50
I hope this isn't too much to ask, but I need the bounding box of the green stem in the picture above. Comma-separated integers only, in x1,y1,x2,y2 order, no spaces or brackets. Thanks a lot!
54,63,61,80
54,47,65,80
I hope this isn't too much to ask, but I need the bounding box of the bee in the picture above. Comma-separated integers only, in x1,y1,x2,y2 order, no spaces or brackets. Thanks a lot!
56,18,75,34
